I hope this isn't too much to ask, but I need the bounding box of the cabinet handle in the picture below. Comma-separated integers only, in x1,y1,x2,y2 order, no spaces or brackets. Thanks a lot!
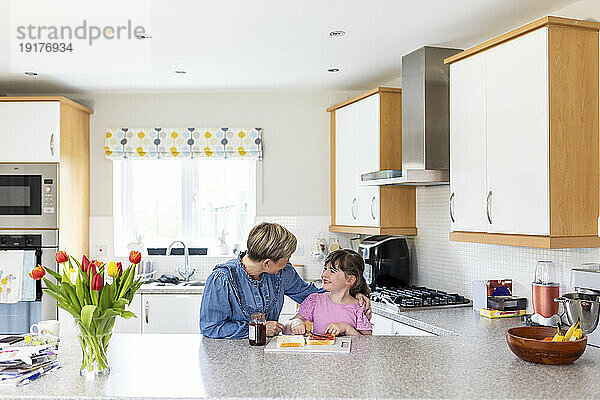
49,133,55,157
449,192,455,223
370,196,376,220
351,198,357,220
145,300,149,324
486,191,493,224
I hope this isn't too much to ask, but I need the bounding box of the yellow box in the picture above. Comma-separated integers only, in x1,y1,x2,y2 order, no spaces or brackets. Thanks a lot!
480,308,525,319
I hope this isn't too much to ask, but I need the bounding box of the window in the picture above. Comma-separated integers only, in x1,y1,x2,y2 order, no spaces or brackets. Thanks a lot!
113,159,255,256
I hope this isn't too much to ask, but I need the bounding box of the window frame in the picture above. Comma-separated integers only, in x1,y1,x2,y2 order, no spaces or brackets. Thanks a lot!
113,159,257,256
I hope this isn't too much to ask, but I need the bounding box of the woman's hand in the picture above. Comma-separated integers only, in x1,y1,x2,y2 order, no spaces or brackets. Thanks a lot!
266,321,284,337
356,293,372,319
325,322,350,336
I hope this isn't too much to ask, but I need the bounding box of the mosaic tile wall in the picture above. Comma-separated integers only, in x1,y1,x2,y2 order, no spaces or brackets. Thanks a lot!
412,185,599,311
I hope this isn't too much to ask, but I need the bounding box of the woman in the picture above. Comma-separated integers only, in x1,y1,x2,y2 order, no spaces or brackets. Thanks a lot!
199,222,371,339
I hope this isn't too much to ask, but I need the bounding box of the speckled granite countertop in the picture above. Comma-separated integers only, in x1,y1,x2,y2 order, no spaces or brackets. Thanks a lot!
2,307,599,400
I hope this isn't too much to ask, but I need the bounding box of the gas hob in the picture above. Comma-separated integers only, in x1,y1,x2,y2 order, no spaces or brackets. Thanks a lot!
371,286,472,311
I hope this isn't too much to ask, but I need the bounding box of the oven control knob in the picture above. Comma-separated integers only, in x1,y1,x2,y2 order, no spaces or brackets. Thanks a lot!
26,238,33,245
45,186,51,192
0,238,6,246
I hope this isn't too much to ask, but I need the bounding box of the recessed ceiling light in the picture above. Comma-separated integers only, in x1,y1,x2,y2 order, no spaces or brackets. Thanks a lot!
24,72,38,77
174,70,187,74
329,30,345,37
327,68,340,73
136,33,152,39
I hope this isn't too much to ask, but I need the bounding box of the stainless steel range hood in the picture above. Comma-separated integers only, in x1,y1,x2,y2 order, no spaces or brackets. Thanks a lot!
361,46,461,186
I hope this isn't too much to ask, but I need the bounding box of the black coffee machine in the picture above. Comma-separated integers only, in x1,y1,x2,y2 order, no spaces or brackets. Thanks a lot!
358,235,410,290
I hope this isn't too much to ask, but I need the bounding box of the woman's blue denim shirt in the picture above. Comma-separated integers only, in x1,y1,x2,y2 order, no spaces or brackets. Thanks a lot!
199,252,322,339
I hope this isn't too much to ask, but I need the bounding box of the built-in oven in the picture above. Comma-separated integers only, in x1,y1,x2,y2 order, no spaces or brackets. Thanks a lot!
0,230,58,334
0,163,58,229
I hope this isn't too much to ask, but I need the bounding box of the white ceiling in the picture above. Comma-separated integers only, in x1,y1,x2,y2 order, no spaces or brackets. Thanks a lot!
0,0,581,94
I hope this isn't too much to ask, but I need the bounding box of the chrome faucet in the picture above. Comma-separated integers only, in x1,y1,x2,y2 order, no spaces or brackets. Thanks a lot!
167,240,196,281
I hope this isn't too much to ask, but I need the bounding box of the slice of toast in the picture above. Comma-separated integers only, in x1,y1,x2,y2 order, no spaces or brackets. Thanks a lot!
307,333,335,346
276,335,306,347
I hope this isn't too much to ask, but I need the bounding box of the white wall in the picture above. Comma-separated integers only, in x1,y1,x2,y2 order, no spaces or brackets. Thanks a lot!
551,0,600,18
79,91,357,218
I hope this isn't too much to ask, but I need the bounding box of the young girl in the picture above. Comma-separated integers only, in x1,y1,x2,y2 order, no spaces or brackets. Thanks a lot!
285,249,372,336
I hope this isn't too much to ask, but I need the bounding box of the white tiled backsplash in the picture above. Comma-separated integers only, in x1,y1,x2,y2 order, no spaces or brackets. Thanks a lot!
411,186,598,306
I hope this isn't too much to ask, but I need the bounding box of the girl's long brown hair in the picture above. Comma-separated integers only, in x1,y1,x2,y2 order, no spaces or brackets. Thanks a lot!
324,249,370,297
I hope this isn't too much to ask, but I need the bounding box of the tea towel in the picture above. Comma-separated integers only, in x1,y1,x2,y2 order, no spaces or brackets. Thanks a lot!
20,250,36,301
0,251,24,303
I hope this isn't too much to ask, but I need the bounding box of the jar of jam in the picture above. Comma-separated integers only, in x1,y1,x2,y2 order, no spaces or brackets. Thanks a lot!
249,313,267,346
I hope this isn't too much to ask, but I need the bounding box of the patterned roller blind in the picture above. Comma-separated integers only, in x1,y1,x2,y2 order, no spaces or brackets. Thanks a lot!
104,127,263,160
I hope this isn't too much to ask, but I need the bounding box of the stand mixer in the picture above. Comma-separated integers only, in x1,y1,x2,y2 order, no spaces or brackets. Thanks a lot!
560,265,600,347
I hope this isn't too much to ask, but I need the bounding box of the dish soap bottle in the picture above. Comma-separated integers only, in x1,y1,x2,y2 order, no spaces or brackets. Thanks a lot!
218,229,229,255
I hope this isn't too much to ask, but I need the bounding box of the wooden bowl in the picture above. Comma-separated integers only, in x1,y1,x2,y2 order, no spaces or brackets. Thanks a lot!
506,327,587,365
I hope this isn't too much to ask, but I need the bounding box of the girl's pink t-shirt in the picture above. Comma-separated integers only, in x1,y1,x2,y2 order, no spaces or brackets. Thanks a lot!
298,292,372,334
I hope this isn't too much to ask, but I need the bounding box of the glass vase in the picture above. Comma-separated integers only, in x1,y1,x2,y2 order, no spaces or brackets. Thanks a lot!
75,316,116,379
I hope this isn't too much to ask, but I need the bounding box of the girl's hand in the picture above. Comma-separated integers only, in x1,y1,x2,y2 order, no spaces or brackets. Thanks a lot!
266,321,284,337
291,322,306,335
325,322,349,336
356,293,372,319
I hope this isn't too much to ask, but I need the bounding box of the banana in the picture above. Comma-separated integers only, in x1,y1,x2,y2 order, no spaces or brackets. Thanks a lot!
569,328,583,341
552,333,565,342
552,325,565,342
565,321,580,341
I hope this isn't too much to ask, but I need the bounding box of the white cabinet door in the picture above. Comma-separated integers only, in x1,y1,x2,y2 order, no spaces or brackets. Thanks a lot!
113,293,142,333
141,294,202,334
278,296,299,323
486,27,549,235
358,186,380,227
335,103,359,226
371,313,395,335
281,296,298,315
393,321,434,336
356,94,380,176
449,52,488,232
0,102,60,162
356,94,381,227
278,314,295,324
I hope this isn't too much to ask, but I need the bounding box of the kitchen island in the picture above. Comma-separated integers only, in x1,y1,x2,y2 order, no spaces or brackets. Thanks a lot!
2,306,599,399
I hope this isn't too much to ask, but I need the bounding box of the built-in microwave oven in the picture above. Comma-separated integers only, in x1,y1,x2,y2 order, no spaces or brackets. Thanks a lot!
0,164,58,229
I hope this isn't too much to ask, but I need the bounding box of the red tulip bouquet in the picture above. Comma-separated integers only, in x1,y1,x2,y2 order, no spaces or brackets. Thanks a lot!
29,250,144,378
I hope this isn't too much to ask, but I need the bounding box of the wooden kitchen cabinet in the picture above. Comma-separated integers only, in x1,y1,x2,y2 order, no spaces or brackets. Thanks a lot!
141,293,202,334
0,97,92,256
327,87,417,235
446,16,600,248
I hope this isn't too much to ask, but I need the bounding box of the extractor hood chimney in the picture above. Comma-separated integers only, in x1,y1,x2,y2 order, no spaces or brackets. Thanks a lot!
361,46,461,186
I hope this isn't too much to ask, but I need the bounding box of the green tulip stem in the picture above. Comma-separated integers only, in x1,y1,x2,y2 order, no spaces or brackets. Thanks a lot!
77,317,113,375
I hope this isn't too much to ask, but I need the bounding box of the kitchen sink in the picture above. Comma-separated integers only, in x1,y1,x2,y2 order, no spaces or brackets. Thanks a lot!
178,280,205,287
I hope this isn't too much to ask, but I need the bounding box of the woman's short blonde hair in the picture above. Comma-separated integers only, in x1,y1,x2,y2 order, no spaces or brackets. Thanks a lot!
246,222,297,262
